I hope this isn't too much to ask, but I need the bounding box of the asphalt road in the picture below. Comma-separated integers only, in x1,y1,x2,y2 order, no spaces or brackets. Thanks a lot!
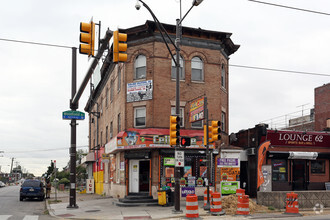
0,185,54,220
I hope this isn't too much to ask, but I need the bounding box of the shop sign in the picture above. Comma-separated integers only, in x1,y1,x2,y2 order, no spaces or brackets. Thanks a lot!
181,187,195,197
220,167,240,181
189,97,204,122
218,158,239,167
127,80,153,102
266,130,330,148
221,181,239,194
164,157,175,166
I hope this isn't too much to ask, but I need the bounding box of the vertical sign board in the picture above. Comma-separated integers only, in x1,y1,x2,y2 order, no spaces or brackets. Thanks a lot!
175,151,184,167
218,157,240,195
260,165,272,192
86,179,94,193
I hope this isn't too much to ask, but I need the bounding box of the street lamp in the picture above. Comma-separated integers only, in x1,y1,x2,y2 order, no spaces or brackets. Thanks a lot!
136,0,204,212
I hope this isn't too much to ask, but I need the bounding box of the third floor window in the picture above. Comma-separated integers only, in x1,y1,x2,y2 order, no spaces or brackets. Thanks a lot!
134,55,146,80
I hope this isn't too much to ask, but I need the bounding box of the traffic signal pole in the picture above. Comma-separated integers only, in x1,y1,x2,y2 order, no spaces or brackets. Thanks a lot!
67,29,113,209
204,96,211,210
68,47,78,209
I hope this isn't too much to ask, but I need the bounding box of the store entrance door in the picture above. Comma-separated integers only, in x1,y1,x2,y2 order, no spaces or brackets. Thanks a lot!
129,160,150,193
292,160,306,190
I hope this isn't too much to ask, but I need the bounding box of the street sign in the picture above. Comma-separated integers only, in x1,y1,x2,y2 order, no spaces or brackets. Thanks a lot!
62,110,85,120
175,151,184,167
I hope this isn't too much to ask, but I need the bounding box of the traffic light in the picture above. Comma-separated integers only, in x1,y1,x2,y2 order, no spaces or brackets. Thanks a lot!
211,120,221,142
113,30,127,62
169,116,180,146
79,21,95,56
181,136,191,147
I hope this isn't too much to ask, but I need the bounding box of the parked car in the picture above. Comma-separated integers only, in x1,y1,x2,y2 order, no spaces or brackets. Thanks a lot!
19,179,45,201
0,181,5,187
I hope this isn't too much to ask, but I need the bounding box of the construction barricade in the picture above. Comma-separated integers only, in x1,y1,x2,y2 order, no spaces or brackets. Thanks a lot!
203,189,213,206
285,192,302,215
186,194,199,218
210,191,225,216
236,195,250,216
236,188,245,197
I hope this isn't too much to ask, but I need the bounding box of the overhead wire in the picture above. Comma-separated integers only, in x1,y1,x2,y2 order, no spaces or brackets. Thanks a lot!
248,0,330,16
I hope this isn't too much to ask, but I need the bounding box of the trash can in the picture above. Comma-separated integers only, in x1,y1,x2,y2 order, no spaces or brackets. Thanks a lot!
158,190,166,206
166,188,174,206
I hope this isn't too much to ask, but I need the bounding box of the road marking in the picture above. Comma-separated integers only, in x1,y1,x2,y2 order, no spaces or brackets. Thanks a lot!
0,216,12,220
22,215,39,220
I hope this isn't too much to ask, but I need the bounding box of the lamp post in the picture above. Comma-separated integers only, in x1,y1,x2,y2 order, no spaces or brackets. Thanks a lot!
136,0,204,212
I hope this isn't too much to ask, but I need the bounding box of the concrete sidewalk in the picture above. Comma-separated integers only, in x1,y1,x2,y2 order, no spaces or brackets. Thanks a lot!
46,189,330,219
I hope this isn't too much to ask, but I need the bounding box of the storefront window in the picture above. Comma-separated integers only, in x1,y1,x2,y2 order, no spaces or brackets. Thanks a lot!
311,160,325,174
161,155,212,188
272,159,287,181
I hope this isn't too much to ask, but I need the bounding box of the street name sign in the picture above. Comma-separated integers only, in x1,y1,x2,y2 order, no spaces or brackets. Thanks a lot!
62,110,85,120
175,151,184,167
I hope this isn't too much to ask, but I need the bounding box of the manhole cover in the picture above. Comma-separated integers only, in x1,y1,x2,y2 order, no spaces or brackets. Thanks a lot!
85,209,101,212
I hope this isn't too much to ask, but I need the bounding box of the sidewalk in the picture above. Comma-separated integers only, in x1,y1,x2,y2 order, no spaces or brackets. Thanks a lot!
46,189,330,219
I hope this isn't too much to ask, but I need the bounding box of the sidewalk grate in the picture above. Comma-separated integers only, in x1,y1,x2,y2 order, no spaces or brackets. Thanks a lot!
85,209,101,212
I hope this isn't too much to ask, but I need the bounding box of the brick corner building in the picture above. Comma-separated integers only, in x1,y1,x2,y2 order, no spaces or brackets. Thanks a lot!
83,21,239,199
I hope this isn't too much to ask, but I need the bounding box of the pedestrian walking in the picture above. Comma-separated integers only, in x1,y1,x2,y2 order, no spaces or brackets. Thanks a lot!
46,180,51,199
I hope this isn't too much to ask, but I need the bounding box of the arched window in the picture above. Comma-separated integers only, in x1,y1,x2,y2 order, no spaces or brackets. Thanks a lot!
134,55,146,79
171,55,184,80
191,57,203,81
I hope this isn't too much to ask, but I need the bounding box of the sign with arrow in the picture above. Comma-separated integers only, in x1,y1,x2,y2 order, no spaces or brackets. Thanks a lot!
62,110,85,120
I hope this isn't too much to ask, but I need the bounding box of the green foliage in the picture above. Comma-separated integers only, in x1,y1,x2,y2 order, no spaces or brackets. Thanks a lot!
268,206,275,210
59,178,70,186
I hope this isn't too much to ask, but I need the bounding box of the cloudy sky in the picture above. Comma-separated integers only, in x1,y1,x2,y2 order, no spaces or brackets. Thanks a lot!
0,0,329,176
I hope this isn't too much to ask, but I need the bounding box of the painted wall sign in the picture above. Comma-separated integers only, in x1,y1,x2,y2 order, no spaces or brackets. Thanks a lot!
189,97,204,122
127,80,153,102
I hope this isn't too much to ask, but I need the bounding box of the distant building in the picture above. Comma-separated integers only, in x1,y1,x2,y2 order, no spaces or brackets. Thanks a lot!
314,83,330,131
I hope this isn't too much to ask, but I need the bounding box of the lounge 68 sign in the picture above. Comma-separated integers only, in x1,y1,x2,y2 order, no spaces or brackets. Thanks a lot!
175,151,184,167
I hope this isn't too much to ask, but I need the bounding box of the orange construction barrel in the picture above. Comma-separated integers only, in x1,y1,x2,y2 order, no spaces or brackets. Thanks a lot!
186,194,199,218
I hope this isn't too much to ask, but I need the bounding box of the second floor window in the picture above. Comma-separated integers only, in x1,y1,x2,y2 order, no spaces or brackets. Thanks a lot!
134,107,146,127
191,57,203,81
135,55,146,79
171,55,184,80
110,122,113,139
117,66,121,92
118,113,121,133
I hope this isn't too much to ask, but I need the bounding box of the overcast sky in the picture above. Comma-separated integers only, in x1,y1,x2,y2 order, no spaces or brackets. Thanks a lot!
0,0,329,176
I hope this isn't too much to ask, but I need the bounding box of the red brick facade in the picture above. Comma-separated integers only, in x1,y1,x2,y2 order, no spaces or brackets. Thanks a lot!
315,83,330,131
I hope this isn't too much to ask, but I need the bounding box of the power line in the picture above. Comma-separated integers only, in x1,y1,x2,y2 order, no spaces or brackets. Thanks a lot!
0,38,73,49
1,37,330,77
230,64,330,77
3,145,89,154
248,0,330,16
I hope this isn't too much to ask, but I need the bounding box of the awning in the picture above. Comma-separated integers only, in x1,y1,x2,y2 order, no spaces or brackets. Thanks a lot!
288,152,318,160
81,152,95,163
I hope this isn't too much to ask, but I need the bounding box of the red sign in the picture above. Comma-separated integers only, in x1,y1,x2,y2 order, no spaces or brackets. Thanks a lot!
263,130,330,148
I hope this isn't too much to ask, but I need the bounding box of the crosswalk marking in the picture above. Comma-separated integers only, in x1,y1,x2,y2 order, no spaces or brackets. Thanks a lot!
23,215,39,220
0,215,38,220
0,216,12,220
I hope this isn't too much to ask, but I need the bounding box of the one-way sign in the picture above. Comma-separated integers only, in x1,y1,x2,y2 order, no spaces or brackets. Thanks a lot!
175,151,184,167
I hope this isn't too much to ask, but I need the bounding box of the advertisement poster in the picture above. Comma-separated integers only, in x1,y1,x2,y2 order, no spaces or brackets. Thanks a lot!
189,97,204,122
218,158,239,167
165,167,175,177
127,80,153,102
221,181,239,194
220,167,240,181
200,166,207,177
188,176,196,186
181,187,195,197
184,166,192,177
164,157,175,166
